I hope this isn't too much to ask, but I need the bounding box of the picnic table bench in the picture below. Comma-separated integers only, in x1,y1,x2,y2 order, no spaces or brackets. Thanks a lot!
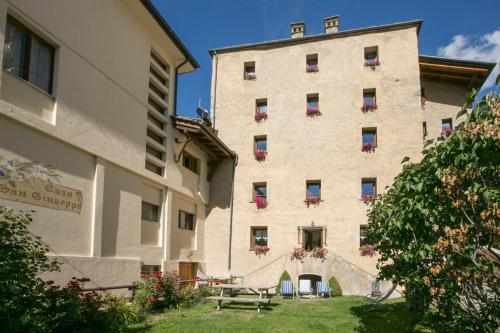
207,284,275,313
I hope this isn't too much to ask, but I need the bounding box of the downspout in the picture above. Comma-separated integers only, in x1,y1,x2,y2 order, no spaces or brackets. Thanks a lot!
228,153,238,271
212,51,218,129
174,59,189,116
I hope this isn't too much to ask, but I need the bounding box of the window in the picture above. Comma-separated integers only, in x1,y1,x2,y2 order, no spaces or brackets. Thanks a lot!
256,99,267,114
179,210,196,231
244,61,256,80
183,152,199,174
151,51,170,74
146,144,163,160
306,94,320,116
362,179,377,197
250,227,268,249
360,225,371,246
254,136,267,152
362,128,377,146
306,180,321,200
363,89,376,106
141,264,161,275
253,182,267,200
148,97,166,115
145,161,162,175
423,121,428,140
147,129,164,145
364,46,379,67
142,201,160,222
306,54,318,72
3,16,55,94
301,227,325,251
442,118,453,136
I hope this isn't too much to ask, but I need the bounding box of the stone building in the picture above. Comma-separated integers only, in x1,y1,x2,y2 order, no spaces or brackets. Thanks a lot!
205,18,494,294
0,0,234,288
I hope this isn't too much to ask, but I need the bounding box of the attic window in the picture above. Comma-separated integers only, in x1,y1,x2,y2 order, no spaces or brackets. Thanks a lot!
364,46,380,68
244,61,256,80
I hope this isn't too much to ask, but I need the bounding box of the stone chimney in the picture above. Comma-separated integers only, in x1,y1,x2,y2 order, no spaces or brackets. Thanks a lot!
324,16,339,33
290,22,305,39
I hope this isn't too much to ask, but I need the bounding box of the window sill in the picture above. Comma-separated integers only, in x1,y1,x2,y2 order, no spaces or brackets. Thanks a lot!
3,70,55,99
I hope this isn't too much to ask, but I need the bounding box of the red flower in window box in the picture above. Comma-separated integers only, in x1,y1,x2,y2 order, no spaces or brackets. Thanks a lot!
305,195,321,207
361,103,377,112
359,244,377,257
360,194,376,203
361,143,375,152
244,73,256,80
364,59,380,70
254,245,270,257
442,128,452,137
255,196,268,209
254,150,267,161
290,247,307,263
255,111,268,121
306,64,319,73
311,247,328,262
306,108,321,116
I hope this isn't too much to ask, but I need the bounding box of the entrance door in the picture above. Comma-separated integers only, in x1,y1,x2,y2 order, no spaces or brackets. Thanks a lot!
303,229,322,251
179,262,197,287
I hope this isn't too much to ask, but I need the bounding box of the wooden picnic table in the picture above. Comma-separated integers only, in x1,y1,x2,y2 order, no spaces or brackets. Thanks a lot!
207,284,275,313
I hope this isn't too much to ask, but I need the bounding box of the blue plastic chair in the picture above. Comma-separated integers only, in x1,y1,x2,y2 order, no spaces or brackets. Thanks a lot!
280,280,295,299
316,281,332,298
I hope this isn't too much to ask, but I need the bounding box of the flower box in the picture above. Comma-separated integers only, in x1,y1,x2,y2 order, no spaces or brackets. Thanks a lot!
442,128,452,137
311,247,328,262
244,73,256,80
360,194,376,203
306,64,319,73
255,111,268,122
290,247,306,262
359,244,377,257
306,108,321,116
361,143,375,152
305,195,321,207
254,245,270,257
364,59,380,70
361,103,377,112
254,150,267,161
255,196,268,209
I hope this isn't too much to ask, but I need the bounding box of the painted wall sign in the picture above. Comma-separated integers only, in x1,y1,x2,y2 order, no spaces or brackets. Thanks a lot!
0,157,83,214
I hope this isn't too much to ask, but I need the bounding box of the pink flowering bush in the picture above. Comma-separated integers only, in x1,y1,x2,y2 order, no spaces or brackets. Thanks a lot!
364,59,380,69
254,150,267,161
254,245,270,257
359,244,377,257
442,128,452,137
306,64,319,73
134,271,179,313
361,143,375,152
361,103,377,112
255,111,268,122
306,108,321,116
290,247,307,262
311,247,328,262
255,196,268,209
361,194,376,203
305,195,321,207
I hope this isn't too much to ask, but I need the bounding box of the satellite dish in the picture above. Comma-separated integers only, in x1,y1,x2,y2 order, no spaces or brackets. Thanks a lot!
196,107,209,119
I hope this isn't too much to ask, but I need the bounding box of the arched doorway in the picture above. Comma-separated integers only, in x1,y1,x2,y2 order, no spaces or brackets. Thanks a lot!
298,273,322,295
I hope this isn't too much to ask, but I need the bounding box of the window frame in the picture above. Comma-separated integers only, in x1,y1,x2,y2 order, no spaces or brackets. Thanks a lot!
3,15,55,94
244,61,256,80
441,118,453,130
306,180,321,200
182,152,199,174
178,210,196,231
361,178,377,197
360,225,371,247
253,182,267,201
307,93,319,110
254,135,267,153
250,226,268,249
141,201,160,222
363,89,377,106
362,128,377,146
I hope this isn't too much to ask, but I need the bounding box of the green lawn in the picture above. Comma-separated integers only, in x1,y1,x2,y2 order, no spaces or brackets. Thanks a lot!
125,296,437,333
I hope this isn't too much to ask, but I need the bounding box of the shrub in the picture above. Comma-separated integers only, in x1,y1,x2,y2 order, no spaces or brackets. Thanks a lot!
178,285,215,307
0,207,60,333
328,276,342,297
134,271,179,313
277,271,291,295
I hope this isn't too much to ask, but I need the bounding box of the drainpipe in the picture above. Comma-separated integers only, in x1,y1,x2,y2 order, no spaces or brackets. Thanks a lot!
174,59,189,116
228,153,238,271
212,51,218,129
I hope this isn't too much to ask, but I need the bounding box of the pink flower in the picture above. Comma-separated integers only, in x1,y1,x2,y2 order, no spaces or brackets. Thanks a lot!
311,247,328,262
305,195,321,206
255,196,268,209
306,108,321,116
255,111,268,121
361,143,375,152
364,59,380,68
442,128,452,137
147,297,154,304
359,244,377,257
361,104,377,112
306,64,319,73
360,194,376,203
254,245,270,257
254,150,267,161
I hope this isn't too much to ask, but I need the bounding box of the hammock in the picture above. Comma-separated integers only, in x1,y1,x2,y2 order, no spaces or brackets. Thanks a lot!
364,283,398,310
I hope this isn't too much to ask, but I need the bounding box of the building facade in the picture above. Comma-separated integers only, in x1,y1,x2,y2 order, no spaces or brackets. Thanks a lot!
0,0,233,288
205,18,494,294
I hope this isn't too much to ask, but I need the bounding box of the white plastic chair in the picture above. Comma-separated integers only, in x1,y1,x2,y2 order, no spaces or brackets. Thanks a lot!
298,279,313,300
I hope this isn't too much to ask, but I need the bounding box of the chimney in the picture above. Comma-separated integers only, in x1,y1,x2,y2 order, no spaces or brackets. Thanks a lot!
290,22,305,39
324,16,339,33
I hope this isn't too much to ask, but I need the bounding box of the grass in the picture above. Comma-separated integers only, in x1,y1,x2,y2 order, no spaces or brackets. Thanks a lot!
123,296,438,333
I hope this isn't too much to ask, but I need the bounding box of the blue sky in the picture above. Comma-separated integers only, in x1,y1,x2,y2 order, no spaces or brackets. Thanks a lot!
152,0,500,117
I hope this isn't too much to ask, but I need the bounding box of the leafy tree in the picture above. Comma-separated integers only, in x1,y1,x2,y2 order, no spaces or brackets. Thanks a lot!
364,89,499,332
0,207,60,332
328,276,342,296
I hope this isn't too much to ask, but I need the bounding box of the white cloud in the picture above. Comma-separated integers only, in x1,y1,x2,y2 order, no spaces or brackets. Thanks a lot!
437,29,500,89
